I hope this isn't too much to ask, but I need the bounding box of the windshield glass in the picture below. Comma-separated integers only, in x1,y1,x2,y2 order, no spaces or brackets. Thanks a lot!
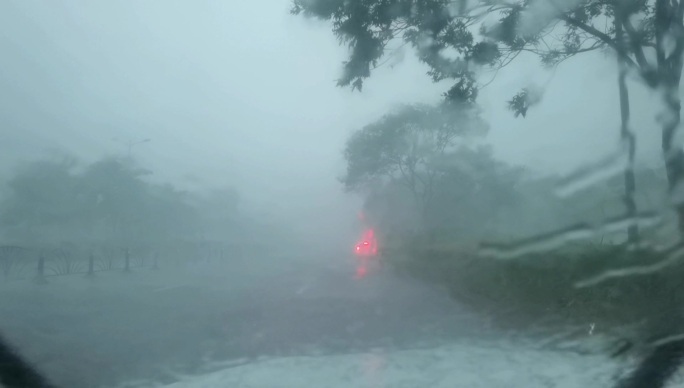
1,1,684,387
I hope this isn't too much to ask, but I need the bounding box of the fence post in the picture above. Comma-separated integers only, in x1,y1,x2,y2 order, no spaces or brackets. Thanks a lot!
34,255,47,284
124,248,131,272
86,253,95,277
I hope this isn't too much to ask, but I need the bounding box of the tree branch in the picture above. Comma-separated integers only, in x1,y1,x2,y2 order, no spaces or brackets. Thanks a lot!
560,14,640,70
396,162,413,191
622,16,652,69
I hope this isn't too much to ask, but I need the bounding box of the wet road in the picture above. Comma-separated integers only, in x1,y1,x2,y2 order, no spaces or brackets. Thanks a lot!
0,251,491,388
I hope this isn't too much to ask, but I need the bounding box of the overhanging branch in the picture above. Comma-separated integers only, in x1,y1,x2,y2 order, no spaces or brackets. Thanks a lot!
622,16,651,69
561,14,639,70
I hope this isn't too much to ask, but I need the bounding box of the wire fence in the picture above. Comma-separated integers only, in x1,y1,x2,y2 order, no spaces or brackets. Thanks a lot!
0,241,260,283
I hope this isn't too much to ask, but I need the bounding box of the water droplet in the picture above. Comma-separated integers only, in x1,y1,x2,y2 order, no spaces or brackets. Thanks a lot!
555,147,627,198
575,239,684,288
479,212,662,260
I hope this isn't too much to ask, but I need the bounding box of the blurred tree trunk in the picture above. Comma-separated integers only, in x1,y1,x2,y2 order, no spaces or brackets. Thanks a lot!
615,13,639,243
654,0,684,232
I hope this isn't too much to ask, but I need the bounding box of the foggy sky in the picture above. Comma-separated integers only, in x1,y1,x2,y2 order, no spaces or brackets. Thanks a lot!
0,0,667,241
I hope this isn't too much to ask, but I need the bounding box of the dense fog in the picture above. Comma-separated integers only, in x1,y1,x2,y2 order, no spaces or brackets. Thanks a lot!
2,1,684,387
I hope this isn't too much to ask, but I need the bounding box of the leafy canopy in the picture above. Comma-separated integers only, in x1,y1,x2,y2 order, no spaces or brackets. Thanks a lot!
293,0,677,116
342,102,486,192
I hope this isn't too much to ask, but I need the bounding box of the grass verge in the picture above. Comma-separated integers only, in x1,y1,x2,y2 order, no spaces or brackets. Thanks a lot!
386,240,684,351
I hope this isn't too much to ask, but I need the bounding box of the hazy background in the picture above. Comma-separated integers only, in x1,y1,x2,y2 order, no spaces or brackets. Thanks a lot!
0,2,679,387
0,0,665,246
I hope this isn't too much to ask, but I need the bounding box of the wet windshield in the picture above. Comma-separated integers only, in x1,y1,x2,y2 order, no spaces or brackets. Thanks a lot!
1,1,684,387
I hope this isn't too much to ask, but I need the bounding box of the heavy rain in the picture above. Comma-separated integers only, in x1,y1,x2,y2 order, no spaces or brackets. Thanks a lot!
2,1,684,387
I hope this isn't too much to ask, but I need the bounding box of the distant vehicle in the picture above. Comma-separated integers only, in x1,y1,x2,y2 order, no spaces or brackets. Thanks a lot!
354,228,378,257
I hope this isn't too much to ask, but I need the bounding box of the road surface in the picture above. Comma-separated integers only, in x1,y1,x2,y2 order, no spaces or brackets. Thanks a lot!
0,250,499,387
